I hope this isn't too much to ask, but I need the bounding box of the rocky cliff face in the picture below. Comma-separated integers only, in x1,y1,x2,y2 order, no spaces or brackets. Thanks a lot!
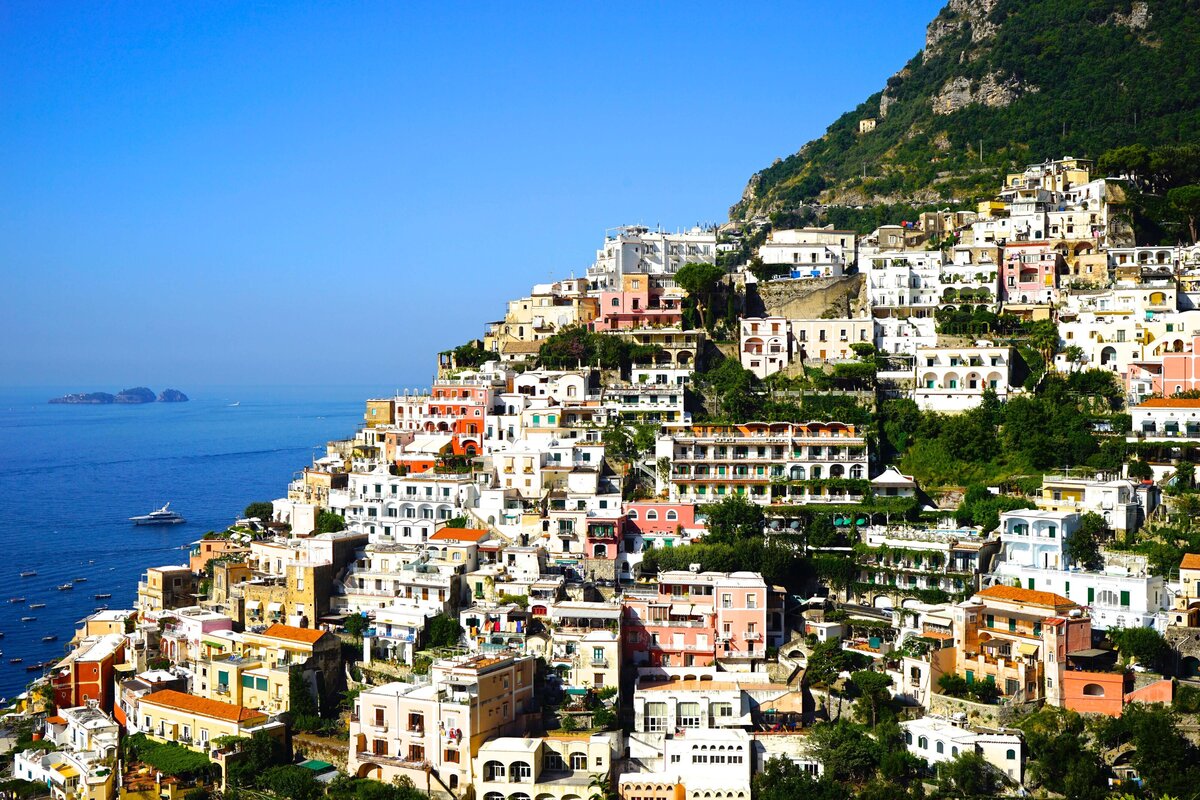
931,71,1039,115
157,388,189,403
924,0,1000,60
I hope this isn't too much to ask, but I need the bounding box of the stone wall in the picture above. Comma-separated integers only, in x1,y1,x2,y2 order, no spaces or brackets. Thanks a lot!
755,274,866,320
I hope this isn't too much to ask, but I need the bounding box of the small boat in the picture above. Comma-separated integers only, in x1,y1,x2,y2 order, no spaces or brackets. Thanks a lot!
57,584,73,591
25,664,41,672
94,593,112,600
93,606,108,612
229,401,240,407
9,658,21,664
42,635,57,642
130,503,186,526
8,597,25,604
73,577,87,583
28,603,45,609
19,571,36,578
20,617,35,623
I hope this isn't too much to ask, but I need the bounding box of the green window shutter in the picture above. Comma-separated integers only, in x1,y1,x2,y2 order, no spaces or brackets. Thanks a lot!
256,677,268,691
1027,579,1035,590
1120,590,1130,607
1065,581,1070,598
1008,618,1016,632
1088,587,1095,604
966,670,974,684
218,670,228,686
986,614,995,628
241,675,253,688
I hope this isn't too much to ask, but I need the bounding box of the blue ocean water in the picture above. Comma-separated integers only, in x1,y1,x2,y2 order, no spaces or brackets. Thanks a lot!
0,385,390,701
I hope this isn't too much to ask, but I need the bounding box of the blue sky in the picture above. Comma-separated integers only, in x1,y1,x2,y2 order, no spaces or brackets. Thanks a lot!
0,1,943,388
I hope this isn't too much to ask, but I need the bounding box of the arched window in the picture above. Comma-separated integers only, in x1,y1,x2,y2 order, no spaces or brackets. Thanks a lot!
569,752,587,770
904,731,912,745
627,510,638,520
509,761,532,782
1082,684,1106,697
850,465,863,479
935,741,944,754
666,510,678,521
951,746,958,756
918,736,928,749
646,510,659,521
594,544,608,558
485,762,505,781
1006,748,1017,760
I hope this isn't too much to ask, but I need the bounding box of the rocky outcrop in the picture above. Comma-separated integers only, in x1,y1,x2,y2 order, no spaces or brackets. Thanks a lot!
1109,1,1150,30
49,392,116,405
932,71,1038,115
115,387,156,404
924,0,1000,62
48,387,189,404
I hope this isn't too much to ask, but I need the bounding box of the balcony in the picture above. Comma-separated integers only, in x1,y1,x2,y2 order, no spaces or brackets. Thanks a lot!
744,632,763,642
590,657,609,667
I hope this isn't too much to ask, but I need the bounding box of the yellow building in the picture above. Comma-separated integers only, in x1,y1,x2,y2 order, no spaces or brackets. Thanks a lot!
136,689,282,752
136,566,198,614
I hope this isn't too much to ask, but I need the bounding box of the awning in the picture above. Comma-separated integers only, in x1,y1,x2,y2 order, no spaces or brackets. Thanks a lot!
669,604,692,616
244,600,262,611
1018,643,1039,656
267,602,283,613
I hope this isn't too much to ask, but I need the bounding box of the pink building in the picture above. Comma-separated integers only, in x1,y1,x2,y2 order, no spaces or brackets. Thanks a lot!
592,275,683,331
623,571,775,668
1135,334,1200,397
1001,242,1063,304
624,501,698,537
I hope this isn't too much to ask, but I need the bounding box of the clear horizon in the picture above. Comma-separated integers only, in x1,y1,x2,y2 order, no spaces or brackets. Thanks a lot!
1,1,943,387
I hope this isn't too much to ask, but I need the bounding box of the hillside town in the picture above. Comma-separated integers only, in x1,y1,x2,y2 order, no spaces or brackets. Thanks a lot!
12,156,1200,799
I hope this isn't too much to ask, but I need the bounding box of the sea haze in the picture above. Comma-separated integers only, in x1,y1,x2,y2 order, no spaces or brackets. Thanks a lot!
0,385,393,700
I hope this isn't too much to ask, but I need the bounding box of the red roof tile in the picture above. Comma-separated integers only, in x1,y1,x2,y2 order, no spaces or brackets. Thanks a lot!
141,690,265,723
977,584,1075,609
261,624,327,645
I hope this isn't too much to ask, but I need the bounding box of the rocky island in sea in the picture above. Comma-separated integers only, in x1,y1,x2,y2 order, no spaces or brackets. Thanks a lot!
49,387,189,404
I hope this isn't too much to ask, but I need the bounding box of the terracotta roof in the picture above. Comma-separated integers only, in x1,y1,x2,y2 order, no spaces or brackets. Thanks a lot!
976,584,1075,608
141,690,264,723
429,528,490,542
1182,553,1200,570
45,715,66,725
261,624,328,645
1137,398,1200,408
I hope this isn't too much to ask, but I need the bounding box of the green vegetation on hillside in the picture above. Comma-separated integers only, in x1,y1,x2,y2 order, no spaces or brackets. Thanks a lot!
735,0,1200,221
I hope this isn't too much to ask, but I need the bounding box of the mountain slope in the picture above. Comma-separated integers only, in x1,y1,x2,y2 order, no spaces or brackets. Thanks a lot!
732,0,1200,219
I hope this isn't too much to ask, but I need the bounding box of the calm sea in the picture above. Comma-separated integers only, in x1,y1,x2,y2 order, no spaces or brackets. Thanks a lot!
0,385,394,701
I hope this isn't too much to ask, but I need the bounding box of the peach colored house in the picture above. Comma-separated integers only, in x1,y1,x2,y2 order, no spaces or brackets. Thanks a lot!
1149,336,1200,396
623,571,772,669
592,274,683,331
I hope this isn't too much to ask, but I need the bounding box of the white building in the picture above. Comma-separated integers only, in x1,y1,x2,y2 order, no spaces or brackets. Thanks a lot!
587,226,717,291
912,345,1017,411
900,716,1024,784
756,227,856,279
986,509,1169,631
866,251,944,309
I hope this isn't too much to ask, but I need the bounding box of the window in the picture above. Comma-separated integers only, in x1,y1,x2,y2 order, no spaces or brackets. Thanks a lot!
747,594,757,609
918,736,928,749
570,752,587,770
666,510,678,521
722,593,732,609
678,702,702,728
1006,749,1017,760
